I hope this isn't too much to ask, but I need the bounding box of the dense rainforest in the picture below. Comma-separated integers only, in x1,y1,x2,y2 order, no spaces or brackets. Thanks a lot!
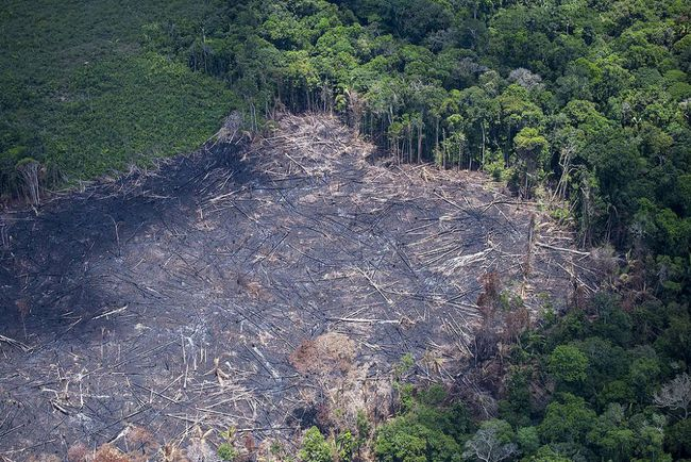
0,0,690,461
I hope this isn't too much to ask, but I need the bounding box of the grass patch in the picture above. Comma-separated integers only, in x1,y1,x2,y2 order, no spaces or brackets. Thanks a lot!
45,52,236,179
0,0,235,192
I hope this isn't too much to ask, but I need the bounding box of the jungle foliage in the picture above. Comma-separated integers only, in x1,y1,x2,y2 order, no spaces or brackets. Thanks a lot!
1,0,689,460
135,0,689,259
0,0,236,194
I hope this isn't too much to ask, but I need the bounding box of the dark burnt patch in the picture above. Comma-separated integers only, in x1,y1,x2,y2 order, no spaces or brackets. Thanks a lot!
0,114,599,456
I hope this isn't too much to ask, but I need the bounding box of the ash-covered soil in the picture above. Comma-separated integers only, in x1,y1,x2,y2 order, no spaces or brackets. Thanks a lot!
0,114,598,458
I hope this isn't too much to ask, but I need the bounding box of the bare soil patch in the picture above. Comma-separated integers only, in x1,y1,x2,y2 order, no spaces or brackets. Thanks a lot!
0,114,599,458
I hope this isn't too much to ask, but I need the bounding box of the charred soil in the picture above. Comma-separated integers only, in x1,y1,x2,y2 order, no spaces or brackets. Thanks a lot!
0,114,599,458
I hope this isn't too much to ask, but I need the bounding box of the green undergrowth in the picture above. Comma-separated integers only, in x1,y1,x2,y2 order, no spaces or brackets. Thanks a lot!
0,0,236,193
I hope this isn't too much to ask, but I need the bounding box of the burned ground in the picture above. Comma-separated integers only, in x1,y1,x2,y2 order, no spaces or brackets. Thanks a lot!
0,114,599,458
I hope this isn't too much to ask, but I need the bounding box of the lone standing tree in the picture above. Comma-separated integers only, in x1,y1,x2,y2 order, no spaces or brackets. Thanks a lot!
16,158,41,206
513,128,548,199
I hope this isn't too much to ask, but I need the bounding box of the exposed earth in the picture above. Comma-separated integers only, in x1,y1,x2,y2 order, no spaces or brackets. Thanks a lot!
0,114,599,459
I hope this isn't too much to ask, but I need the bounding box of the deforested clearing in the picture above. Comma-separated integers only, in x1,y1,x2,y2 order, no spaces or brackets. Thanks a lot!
0,114,599,455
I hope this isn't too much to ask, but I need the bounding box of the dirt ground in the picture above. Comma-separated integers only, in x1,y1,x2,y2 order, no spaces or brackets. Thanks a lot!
0,114,599,459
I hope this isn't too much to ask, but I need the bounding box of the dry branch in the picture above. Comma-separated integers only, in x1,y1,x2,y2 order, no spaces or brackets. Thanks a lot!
326,317,400,324
0,334,31,352
535,241,590,256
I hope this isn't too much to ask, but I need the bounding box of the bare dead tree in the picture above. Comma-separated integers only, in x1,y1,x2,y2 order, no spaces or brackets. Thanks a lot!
321,82,333,114
477,271,500,325
16,160,41,206
508,68,544,91
503,306,529,345
553,133,578,201
463,424,519,462
523,213,536,278
579,171,595,247
0,216,8,249
216,111,243,144
473,272,502,364
680,98,692,125
654,373,690,418
15,297,30,339
345,88,364,131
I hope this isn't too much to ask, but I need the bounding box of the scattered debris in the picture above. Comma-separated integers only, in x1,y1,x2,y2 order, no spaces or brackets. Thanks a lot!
0,113,599,455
